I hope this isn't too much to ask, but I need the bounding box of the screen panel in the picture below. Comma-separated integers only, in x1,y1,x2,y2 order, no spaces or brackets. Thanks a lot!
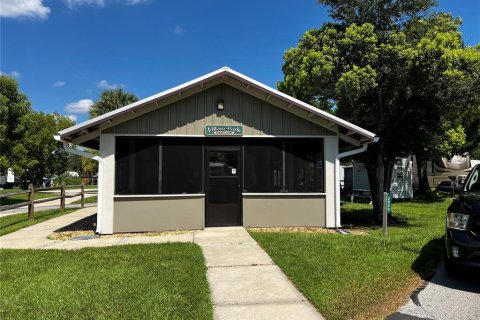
244,139,283,192
285,139,324,192
115,137,159,195
162,138,203,194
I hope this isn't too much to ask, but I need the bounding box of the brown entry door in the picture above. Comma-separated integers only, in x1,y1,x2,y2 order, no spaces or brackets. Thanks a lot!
206,148,241,227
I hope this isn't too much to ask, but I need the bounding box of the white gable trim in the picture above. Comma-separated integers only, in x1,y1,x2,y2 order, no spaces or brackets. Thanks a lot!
59,67,376,142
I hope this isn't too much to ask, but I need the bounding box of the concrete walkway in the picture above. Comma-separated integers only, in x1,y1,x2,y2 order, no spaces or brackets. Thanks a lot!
0,208,324,319
0,207,193,249
195,227,324,320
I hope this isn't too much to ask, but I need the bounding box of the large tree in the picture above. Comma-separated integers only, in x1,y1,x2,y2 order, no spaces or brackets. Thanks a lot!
279,0,480,217
402,15,480,193
89,88,138,118
0,75,32,174
9,112,75,187
463,104,480,158
81,149,99,184
1,75,75,186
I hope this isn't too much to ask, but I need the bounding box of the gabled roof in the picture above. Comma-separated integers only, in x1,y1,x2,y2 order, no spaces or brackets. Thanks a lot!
58,67,376,148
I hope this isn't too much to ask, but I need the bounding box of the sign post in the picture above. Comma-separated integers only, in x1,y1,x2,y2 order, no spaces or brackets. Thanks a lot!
386,192,392,216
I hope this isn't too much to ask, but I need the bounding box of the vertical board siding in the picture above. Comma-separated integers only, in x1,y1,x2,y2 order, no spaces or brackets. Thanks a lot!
103,84,336,136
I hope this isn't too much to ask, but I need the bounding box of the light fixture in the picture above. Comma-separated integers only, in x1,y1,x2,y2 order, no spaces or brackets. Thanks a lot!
217,98,224,110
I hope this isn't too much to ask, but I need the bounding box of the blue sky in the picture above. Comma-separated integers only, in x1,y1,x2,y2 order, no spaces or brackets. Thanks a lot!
1,0,479,123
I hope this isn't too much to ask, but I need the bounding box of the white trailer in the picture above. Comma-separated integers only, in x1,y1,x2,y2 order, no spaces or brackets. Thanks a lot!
353,158,413,199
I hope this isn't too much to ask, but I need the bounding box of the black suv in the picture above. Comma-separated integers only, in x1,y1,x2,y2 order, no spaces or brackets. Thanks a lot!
444,164,480,275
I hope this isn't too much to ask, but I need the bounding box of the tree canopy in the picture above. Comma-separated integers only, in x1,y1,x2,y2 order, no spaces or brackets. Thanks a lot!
0,75,75,186
81,149,99,184
279,0,480,215
89,88,138,119
0,76,31,173
319,0,436,31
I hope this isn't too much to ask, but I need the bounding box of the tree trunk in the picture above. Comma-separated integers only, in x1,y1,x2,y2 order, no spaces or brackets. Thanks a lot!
415,153,430,195
363,142,391,222
384,160,394,193
374,149,386,220
365,160,378,221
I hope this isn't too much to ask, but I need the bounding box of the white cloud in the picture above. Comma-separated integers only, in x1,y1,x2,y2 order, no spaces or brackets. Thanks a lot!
0,70,20,78
97,79,123,90
174,25,183,35
53,81,65,87
1,0,148,19
63,0,105,9
63,0,147,9
0,0,50,19
10,71,21,78
65,99,94,114
67,114,78,122
126,0,148,4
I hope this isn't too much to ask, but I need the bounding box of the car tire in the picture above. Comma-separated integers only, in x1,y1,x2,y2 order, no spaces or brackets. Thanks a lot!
443,255,458,277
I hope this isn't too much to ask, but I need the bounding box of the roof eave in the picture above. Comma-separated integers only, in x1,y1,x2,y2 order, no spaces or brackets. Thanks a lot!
58,67,377,143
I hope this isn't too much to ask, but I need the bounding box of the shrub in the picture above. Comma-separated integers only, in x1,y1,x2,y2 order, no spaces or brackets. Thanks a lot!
53,173,82,186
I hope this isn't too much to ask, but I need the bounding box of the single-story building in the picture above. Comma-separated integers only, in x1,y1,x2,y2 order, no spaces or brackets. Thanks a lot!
55,67,377,234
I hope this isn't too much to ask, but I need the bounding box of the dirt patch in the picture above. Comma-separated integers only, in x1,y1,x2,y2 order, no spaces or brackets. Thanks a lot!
354,275,423,320
47,230,195,241
47,230,96,240
47,214,194,240
248,226,369,235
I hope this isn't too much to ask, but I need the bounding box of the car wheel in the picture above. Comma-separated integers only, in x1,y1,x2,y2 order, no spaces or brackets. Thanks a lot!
443,255,458,277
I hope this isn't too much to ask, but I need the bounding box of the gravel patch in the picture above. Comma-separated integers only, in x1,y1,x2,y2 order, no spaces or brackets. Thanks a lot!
47,214,194,240
248,227,368,235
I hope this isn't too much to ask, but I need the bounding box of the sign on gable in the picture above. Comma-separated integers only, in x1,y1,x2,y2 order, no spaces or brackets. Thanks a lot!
205,125,243,136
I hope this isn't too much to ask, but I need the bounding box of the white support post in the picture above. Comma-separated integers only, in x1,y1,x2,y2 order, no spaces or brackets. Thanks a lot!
324,137,338,228
99,134,115,234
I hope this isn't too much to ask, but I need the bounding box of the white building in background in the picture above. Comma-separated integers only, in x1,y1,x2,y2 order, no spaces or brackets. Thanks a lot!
351,159,413,199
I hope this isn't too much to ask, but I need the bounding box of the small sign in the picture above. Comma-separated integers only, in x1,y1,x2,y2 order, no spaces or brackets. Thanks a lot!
205,125,243,136
6,169,14,183
231,168,237,175
386,192,392,214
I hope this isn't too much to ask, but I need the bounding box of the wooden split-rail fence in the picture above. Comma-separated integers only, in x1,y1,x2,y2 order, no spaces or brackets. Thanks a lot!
0,184,97,220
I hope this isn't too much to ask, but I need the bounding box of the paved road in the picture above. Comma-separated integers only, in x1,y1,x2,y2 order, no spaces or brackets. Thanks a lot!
388,263,480,320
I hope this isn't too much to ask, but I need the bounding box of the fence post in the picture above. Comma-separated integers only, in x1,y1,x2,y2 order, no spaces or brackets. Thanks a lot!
28,183,35,221
80,185,85,208
60,183,65,212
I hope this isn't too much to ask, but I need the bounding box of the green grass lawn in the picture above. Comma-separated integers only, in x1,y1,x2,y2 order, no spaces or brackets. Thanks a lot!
0,209,76,236
249,195,450,320
71,195,97,204
0,188,59,206
83,185,98,190
0,243,212,320
0,188,17,194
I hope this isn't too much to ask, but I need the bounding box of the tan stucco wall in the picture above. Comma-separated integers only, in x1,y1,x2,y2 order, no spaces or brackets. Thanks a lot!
113,196,204,233
242,195,326,227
